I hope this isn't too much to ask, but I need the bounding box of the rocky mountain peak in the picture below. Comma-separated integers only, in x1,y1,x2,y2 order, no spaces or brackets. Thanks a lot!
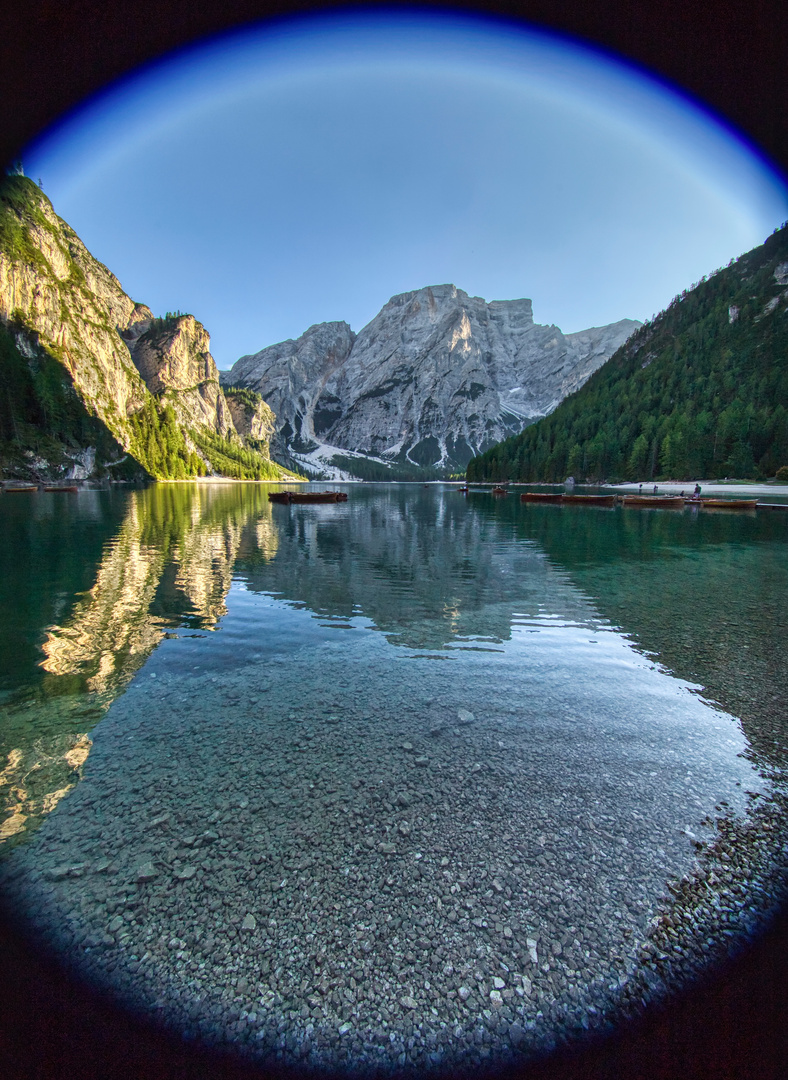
226,285,640,475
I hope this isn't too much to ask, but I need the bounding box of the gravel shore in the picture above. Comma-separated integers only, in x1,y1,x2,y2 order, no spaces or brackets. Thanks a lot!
2,615,782,1076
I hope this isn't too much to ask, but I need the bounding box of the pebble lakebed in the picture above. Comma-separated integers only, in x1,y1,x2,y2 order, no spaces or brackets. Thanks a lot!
2,610,782,1076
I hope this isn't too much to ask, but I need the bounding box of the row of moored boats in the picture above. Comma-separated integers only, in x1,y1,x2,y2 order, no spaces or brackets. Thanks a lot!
465,488,760,509
0,483,768,510
2,483,80,493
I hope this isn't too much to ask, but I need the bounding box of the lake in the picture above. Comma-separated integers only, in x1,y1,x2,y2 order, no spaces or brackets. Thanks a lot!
1,482,787,1074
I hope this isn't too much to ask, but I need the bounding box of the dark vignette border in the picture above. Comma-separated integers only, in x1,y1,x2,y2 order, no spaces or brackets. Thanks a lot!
0,2,786,1079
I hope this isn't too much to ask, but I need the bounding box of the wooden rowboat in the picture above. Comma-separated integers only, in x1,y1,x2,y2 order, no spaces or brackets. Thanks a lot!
622,496,685,508
4,485,38,493
520,492,564,503
268,491,348,504
43,485,79,493
562,494,617,506
699,498,758,510
491,486,508,495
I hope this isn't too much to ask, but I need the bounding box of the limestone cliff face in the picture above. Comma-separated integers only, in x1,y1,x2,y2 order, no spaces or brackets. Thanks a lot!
0,176,278,480
229,321,356,457
125,315,233,435
0,179,150,447
224,389,276,443
228,286,640,472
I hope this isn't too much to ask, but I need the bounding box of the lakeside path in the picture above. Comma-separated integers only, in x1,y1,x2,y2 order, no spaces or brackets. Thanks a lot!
607,481,788,498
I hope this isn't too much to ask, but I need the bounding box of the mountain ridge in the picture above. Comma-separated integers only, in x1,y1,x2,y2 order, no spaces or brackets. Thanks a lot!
225,283,640,478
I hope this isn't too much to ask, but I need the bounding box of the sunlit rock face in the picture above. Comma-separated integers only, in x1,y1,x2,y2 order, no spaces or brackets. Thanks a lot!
0,184,151,446
0,178,248,475
228,286,640,470
224,391,276,444
126,315,234,435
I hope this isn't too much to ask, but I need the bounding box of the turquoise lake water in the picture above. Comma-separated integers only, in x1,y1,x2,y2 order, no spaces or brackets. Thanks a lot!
1,483,786,1073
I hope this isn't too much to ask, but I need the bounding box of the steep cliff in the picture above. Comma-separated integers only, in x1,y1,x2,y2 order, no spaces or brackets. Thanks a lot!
228,285,639,475
124,313,234,436
0,175,287,482
223,386,276,445
227,321,356,461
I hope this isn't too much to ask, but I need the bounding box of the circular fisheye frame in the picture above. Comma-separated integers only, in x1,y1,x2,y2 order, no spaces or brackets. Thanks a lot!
0,6,787,1080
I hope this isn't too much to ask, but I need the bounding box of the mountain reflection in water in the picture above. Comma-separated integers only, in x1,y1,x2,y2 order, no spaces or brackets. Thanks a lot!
0,484,274,843
0,483,786,1074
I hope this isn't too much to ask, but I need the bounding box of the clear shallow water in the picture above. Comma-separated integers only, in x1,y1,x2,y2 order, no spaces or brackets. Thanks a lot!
0,483,786,1073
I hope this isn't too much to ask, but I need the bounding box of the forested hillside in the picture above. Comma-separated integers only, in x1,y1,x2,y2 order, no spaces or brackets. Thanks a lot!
467,225,788,482
0,174,295,483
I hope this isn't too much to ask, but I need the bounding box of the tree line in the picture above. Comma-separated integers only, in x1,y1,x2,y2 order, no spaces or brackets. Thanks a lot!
468,224,788,483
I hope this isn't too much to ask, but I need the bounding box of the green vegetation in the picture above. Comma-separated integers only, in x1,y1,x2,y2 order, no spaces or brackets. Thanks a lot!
128,398,207,480
129,403,296,481
468,224,788,483
191,428,285,480
330,454,447,482
777,465,788,481
0,320,135,478
223,385,264,409
0,175,53,271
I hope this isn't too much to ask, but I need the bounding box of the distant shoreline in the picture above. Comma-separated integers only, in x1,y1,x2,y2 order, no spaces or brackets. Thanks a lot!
606,480,788,497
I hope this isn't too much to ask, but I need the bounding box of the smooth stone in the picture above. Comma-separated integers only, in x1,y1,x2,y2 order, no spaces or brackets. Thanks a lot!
508,1022,526,1048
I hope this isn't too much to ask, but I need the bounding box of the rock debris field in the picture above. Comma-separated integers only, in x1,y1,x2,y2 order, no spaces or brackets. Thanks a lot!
1,620,783,1075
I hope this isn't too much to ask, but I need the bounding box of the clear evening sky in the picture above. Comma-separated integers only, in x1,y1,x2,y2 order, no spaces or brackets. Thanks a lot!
22,10,788,370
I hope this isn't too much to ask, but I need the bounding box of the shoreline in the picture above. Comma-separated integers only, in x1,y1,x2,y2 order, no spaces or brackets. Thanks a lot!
605,481,788,497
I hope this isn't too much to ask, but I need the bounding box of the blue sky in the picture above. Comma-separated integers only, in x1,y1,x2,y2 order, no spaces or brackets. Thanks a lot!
22,9,788,370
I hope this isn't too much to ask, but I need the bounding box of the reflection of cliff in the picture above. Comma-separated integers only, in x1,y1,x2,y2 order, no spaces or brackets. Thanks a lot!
0,733,90,842
235,487,598,649
41,495,169,692
168,486,274,626
2,482,281,847
41,483,279,682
